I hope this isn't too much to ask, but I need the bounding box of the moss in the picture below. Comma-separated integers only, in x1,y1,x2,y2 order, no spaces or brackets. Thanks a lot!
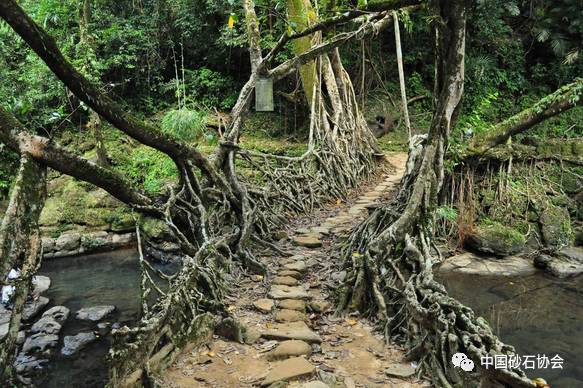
140,216,171,241
478,220,526,246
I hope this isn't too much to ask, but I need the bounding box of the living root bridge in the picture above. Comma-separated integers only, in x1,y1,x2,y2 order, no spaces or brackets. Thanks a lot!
338,1,535,386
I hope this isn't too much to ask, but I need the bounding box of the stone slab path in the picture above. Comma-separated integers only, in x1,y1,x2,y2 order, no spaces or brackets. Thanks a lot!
162,153,427,387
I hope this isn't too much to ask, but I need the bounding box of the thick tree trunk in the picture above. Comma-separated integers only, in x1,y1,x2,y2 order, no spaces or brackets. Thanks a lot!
0,153,47,384
339,1,534,386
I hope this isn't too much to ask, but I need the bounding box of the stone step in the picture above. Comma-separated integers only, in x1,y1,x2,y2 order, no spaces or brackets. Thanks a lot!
293,235,322,248
269,285,310,300
265,340,312,361
278,299,306,311
278,270,303,279
261,321,322,343
282,261,307,273
274,309,306,323
272,276,298,286
253,298,274,313
261,356,316,386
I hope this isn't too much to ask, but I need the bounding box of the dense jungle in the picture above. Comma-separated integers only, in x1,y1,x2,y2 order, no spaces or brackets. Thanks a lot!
0,0,582,387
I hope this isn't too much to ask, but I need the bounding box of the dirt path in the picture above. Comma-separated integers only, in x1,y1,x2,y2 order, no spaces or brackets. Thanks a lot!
162,152,427,388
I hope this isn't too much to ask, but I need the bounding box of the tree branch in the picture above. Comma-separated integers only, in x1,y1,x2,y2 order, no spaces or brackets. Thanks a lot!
470,78,583,153
0,106,155,212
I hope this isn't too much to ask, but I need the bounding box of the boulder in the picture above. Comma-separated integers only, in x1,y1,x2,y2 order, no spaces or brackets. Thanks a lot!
465,223,525,256
41,237,56,253
61,332,97,356
55,232,81,252
534,247,583,278
23,333,59,354
31,316,62,335
439,252,536,276
22,296,50,321
274,309,305,323
540,206,572,248
76,305,115,322
42,306,70,325
14,353,48,375
272,276,298,286
278,299,306,312
283,261,307,273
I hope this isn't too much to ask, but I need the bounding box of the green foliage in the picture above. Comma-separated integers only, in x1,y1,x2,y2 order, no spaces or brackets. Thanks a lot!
183,68,239,110
124,148,178,194
437,206,458,222
161,108,208,143
0,148,18,199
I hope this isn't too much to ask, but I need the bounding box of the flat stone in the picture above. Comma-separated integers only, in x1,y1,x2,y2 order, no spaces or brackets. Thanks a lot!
22,296,50,321
272,276,298,286
42,306,70,325
293,236,322,248
253,298,275,313
385,363,416,378
301,382,330,388
61,332,97,356
244,327,262,344
348,207,365,215
269,285,310,300
275,309,305,323
31,316,62,335
262,321,322,343
283,261,307,273
261,356,316,386
266,340,312,360
23,333,59,354
438,253,536,276
76,305,115,322
32,276,51,294
278,270,303,279
278,299,306,311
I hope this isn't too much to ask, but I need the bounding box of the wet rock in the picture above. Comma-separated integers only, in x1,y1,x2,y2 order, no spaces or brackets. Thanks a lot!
23,333,59,354
278,299,306,312
41,237,56,253
540,206,572,248
266,340,312,360
42,305,70,325
61,332,97,356
308,300,331,313
14,353,48,375
438,253,536,276
97,322,111,336
534,249,583,278
253,298,275,313
55,232,81,252
16,330,26,345
385,363,416,378
283,261,307,273
261,356,316,386
261,321,322,343
32,276,51,294
76,305,115,321
293,235,322,248
465,223,525,256
275,309,305,323
22,296,50,321
269,285,310,300
272,276,298,286
31,316,62,335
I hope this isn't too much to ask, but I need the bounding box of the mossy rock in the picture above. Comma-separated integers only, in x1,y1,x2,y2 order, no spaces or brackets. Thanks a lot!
140,216,172,242
465,222,526,257
540,205,573,248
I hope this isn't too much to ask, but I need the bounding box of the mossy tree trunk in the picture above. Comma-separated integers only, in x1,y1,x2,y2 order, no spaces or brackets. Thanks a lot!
0,153,47,384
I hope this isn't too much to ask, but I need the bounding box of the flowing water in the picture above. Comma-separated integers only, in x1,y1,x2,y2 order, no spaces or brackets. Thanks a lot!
438,271,583,387
30,248,583,387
